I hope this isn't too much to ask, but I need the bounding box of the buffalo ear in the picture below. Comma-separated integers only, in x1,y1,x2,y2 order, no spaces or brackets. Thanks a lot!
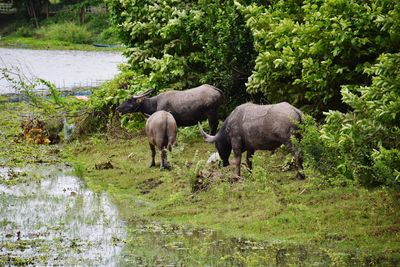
198,123,217,143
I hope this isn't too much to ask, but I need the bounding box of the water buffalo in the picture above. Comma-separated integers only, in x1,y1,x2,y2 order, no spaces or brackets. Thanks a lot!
116,84,224,135
199,102,305,179
145,111,177,170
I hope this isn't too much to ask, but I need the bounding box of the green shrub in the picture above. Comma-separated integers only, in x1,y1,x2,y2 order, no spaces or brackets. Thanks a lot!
105,0,260,115
41,6,77,25
85,12,110,32
295,115,339,178
89,67,138,111
240,0,400,116
96,27,120,44
120,113,146,133
88,68,148,133
36,22,93,44
319,53,400,187
177,122,211,144
371,147,400,187
14,26,35,37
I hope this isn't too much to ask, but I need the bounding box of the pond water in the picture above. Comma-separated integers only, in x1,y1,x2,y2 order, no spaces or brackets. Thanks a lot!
0,48,125,94
0,165,126,266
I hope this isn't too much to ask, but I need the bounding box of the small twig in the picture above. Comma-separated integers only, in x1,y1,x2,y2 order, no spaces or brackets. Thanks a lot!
298,188,307,195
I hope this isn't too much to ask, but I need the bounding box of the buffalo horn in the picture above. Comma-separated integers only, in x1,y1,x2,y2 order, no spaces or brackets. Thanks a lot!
198,123,217,143
134,88,154,99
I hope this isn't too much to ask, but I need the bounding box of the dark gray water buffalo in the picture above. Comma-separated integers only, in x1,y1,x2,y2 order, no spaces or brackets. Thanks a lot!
200,102,305,179
145,111,177,170
116,84,224,135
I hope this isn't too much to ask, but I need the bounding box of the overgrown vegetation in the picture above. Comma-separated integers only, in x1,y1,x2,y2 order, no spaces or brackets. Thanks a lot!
103,0,260,114
0,4,119,49
242,0,400,115
0,0,399,263
89,0,399,188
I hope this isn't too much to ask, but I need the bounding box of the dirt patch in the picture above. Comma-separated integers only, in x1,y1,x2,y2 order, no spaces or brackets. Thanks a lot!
192,163,238,192
137,177,163,194
95,161,114,170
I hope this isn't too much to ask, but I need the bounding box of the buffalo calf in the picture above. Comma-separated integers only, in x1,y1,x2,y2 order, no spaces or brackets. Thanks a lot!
145,111,177,170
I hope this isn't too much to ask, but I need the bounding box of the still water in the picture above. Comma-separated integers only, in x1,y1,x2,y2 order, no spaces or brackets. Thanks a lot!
0,165,126,266
0,47,125,94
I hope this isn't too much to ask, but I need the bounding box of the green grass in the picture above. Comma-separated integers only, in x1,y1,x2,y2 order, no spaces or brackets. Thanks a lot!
62,132,400,257
1,100,399,264
0,9,121,51
0,36,122,51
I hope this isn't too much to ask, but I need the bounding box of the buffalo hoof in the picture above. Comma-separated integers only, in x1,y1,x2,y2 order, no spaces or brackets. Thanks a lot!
160,163,171,171
149,162,156,168
230,174,243,183
296,172,305,180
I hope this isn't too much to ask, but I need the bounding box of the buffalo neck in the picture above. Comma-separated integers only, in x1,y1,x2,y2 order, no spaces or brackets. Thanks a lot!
140,96,158,115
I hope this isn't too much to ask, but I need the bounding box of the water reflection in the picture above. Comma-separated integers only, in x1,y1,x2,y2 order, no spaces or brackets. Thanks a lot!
118,219,398,266
0,165,126,266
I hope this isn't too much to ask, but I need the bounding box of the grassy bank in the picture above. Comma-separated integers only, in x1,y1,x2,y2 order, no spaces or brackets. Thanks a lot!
1,100,399,264
63,129,400,259
0,36,122,51
0,9,121,51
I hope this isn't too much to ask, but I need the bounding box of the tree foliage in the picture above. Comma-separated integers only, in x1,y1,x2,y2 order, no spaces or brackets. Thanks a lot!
104,0,260,113
98,0,400,187
321,53,400,186
242,0,400,115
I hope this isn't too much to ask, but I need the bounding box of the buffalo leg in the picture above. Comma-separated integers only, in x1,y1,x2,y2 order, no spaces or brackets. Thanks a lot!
207,110,219,135
149,143,156,167
285,141,305,180
160,149,171,170
232,147,242,178
295,150,305,180
246,150,255,171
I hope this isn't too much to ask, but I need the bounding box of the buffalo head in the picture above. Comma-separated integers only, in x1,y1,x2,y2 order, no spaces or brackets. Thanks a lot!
199,123,231,167
116,88,154,114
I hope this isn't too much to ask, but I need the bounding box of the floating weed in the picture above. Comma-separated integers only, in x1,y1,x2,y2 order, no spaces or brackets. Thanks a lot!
71,161,85,178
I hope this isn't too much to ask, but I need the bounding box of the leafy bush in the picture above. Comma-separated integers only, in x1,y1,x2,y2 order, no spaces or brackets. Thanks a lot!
294,115,336,177
87,67,149,132
14,26,35,37
11,5,118,45
310,53,400,187
36,22,92,44
104,0,260,115
371,147,400,187
241,0,400,115
40,6,77,25
96,26,120,44
89,66,138,111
